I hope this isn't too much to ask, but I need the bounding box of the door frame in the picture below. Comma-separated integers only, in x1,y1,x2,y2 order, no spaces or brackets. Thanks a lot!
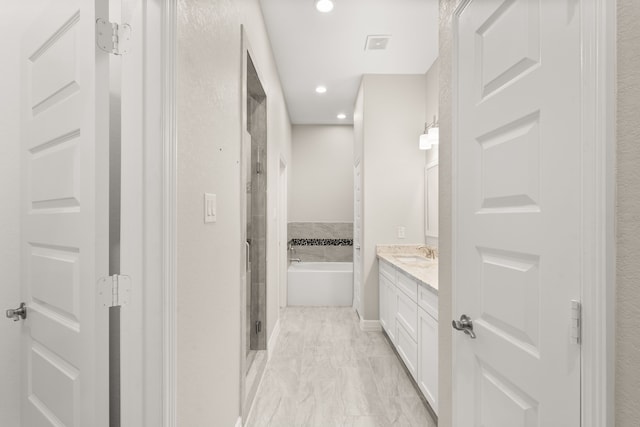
278,156,288,309
449,0,616,426
160,0,177,426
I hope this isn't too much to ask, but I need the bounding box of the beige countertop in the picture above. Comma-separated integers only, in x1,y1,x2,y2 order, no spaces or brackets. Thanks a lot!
376,244,438,293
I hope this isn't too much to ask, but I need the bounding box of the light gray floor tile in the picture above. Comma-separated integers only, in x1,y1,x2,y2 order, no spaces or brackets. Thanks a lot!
246,307,437,427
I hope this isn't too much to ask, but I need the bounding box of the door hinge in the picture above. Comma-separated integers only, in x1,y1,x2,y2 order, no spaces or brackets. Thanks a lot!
570,300,581,344
98,275,131,308
255,320,262,335
96,19,131,55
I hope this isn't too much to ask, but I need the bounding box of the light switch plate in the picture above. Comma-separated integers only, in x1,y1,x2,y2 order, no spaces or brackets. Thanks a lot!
397,226,406,239
204,193,216,223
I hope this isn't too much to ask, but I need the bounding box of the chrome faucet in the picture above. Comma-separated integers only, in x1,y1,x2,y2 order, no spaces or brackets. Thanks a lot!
289,258,302,263
418,245,437,259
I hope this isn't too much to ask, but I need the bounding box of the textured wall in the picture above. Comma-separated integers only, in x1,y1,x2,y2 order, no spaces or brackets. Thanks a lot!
290,125,354,222
176,0,292,425
359,74,427,320
438,1,460,424
616,0,640,424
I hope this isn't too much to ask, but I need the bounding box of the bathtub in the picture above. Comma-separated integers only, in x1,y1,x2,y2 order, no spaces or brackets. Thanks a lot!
287,262,354,306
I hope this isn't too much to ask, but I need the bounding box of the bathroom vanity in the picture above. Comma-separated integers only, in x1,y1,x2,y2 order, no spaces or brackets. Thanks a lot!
377,246,439,416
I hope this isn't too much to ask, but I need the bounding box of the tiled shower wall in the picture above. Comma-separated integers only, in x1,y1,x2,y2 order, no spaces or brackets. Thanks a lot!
288,222,353,262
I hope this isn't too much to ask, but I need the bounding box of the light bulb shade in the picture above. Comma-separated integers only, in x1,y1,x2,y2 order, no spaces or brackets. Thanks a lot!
315,0,334,12
427,126,439,145
419,133,432,150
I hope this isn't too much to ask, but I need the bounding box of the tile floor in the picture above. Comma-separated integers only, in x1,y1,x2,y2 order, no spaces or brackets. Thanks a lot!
246,307,437,427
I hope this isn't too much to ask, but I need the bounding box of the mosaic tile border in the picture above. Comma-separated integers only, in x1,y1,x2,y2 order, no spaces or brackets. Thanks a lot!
290,238,353,247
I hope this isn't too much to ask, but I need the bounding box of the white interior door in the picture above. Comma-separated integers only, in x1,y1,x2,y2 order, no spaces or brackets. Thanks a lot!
278,160,288,308
453,0,582,426
20,0,110,425
353,163,362,316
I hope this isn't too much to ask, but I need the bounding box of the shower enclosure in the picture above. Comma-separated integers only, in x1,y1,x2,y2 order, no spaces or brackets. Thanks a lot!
243,50,268,415
246,54,267,359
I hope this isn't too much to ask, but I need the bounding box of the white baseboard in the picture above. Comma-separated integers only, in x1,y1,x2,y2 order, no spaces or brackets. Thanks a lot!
268,317,281,359
359,319,382,332
235,416,242,427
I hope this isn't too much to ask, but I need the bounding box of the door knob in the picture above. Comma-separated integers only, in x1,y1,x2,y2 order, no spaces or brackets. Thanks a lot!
6,302,27,322
452,314,476,339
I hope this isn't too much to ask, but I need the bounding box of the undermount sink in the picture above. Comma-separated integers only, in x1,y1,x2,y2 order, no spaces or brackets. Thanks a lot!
394,255,427,264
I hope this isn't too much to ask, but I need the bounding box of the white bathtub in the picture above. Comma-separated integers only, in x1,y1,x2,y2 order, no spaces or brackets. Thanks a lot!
287,262,354,306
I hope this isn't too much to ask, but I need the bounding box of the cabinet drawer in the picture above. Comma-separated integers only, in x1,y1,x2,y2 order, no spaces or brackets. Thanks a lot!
418,284,438,320
379,259,396,281
396,322,418,380
396,289,417,341
396,271,418,302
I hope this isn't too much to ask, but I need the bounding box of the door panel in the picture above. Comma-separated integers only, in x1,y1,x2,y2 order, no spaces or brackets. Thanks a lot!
21,0,109,426
454,0,581,425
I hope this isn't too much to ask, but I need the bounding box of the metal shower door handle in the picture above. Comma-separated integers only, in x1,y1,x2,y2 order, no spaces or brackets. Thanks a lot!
452,314,476,339
6,302,27,322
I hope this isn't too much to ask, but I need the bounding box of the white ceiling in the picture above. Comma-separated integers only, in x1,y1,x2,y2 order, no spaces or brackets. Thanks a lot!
259,0,439,125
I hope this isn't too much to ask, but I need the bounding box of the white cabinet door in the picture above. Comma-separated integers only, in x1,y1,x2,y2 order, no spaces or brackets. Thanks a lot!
396,287,417,341
385,279,398,344
396,322,418,380
379,273,389,331
20,0,110,425
418,307,438,414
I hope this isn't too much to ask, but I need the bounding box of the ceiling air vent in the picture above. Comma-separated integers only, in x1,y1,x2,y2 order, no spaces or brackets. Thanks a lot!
365,35,391,51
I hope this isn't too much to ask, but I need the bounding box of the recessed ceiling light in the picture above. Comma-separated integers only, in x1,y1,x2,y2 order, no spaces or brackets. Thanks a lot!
337,113,347,120
315,0,334,13
315,85,327,94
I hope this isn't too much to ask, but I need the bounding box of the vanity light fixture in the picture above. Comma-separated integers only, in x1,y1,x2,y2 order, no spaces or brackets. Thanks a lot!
337,113,347,120
315,0,334,13
419,115,439,150
315,85,327,94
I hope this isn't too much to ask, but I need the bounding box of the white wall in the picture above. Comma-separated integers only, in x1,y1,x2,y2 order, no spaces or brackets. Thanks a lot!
290,125,354,222
355,74,427,321
424,58,440,170
424,58,440,247
176,1,292,425
616,0,640,422
0,2,49,425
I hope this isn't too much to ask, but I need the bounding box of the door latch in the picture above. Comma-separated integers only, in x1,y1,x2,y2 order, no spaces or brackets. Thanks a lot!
452,314,476,339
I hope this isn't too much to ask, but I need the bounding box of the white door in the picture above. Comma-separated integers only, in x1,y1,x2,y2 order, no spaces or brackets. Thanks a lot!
278,160,288,308
19,0,110,425
454,0,582,426
353,163,362,316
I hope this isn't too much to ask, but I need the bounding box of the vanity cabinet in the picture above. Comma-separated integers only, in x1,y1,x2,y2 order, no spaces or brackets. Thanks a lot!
379,258,438,415
379,274,398,344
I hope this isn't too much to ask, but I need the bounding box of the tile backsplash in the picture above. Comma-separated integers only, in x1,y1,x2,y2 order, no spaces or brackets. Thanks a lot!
288,222,353,262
